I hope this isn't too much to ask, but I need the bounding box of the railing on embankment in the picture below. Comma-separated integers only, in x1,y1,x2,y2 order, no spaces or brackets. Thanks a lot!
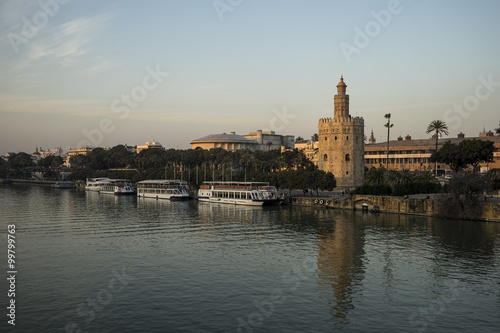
288,195,500,222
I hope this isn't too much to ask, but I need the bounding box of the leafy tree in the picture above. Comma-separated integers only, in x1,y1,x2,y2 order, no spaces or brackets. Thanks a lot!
460,139,494,172
295,136,304,142
39,155,63,168
426,120,449,174
9,153,34,168
69,154,88,168
431,139,493,172
311,133,319,142
438,172,489,220
495,121,500,136
109,145,133,168
430,141,465,172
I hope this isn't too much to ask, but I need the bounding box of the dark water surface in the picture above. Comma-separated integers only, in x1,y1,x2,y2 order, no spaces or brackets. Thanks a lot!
1,185,499,332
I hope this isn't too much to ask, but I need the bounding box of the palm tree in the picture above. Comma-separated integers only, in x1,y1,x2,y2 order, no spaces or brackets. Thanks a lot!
365,167,386,185
384,114,394,169
495,121,500,136
384,169,400,187
426,120,449,175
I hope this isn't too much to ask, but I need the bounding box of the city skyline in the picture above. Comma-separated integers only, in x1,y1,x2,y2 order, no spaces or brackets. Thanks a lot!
1,0,500,155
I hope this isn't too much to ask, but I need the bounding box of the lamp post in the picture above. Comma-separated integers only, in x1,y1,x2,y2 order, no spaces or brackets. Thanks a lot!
384,113,394,170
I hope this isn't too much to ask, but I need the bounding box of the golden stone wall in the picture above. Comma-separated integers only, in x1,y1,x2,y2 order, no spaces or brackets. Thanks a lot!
318,77,365,188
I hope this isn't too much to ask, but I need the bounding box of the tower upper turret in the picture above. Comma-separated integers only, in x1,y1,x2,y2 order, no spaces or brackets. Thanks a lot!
337,76,347,94
334,76,349,118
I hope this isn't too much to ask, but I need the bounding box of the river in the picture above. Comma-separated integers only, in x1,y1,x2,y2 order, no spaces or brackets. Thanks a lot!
1,185,499,332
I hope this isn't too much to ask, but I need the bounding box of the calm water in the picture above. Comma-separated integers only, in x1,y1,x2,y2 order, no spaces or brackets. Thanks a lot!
1,185,500,333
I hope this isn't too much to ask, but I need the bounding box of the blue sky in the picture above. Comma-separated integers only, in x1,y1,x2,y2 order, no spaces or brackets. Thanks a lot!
1,0,499,154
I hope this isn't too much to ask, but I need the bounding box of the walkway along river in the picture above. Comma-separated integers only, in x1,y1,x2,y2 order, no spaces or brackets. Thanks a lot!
289,194,500,222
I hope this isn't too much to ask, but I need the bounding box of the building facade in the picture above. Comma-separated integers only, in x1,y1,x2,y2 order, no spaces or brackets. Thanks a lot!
365,131,500,174
191,130,294,151
318,77,365,188
136,141,164,154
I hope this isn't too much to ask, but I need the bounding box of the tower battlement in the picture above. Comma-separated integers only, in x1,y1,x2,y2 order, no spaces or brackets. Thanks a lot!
319,116,364,125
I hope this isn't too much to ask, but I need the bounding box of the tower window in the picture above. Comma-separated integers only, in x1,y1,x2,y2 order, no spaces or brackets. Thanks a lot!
335,136,337,140
346,171,349,175
345,154,350,162
325,136,327,141
324,154,328,162
346,136,349,140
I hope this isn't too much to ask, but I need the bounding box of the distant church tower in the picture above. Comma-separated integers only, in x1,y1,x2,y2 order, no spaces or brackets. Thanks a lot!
318,76,365,188
368,130,376,144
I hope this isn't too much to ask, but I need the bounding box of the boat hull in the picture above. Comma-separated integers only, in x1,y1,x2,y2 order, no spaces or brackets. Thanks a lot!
138,193,190,200
197,197,265,206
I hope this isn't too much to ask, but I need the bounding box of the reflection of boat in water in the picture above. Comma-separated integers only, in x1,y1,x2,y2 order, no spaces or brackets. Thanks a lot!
53,181,75,189
137,180,189,200
99,179,136,195
85,177,111,191
197,181,284,206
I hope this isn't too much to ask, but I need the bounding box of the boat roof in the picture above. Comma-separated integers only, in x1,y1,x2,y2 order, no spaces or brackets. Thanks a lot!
202,181,270,186
138,179,187,184
102,179,131,182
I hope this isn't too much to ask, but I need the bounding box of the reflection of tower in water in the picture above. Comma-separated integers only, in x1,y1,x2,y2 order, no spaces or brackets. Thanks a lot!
316,215,365,328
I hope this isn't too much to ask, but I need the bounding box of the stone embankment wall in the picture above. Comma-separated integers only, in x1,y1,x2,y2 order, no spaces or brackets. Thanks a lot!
289,195,500,222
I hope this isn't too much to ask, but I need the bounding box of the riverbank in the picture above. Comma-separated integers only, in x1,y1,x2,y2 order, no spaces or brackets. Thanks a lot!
289,194,500,222
7,179,58,186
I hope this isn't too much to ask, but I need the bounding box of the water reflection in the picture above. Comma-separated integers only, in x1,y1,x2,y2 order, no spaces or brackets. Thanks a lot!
315,211,366,330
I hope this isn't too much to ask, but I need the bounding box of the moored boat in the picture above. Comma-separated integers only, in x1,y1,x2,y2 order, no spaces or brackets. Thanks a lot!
99,179,136,195
86,177,111,191
137,180,190,200
197,181,284,206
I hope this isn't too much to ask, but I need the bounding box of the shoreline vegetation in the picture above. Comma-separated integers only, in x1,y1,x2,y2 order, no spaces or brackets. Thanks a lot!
2,145,499,222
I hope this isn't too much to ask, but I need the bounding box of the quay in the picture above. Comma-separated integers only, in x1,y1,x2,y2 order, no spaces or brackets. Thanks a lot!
289,194,500,223
8,179,58,186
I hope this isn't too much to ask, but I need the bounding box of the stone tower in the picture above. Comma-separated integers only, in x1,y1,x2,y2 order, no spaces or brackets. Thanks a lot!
318,76,364,188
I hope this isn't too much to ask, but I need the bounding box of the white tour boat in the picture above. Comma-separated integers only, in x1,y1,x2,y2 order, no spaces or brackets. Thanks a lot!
197,181,284,206
137,180,190,200
86,177,111,191
99,179,136,195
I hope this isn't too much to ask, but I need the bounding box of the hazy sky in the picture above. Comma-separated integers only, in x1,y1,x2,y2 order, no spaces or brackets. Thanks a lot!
1,0,499,155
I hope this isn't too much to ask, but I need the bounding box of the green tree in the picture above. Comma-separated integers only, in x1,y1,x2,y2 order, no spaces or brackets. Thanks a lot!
414,171,436,183
430,141,465,172
460,139,494,172
486,168,500,190
365,167,386,185
9,152,34,168
426,120,449,175
431,139,493,172
39,155,63,168
495,121,500,136
69,154,87,168
438,172,489,220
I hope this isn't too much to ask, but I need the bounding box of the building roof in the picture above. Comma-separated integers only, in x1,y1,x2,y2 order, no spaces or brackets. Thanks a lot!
191,133,258,145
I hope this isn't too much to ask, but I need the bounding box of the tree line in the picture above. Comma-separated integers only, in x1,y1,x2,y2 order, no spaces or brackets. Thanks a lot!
1,146,336,192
